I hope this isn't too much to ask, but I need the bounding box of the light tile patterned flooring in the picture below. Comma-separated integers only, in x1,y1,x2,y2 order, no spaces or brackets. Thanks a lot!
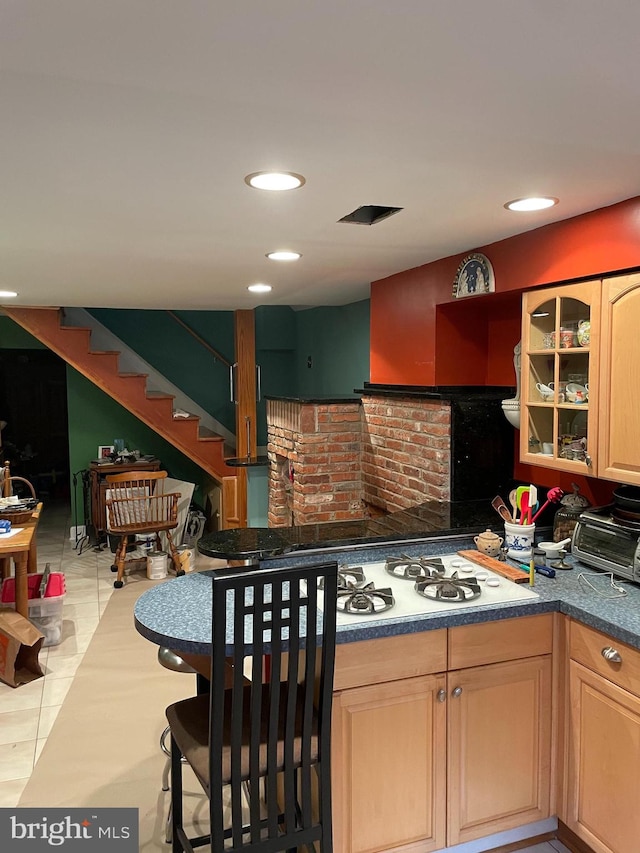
0,500,115,806
0,503,573,853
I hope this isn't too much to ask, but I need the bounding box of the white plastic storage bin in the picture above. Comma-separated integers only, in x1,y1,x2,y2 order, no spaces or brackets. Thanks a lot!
1,571,66,647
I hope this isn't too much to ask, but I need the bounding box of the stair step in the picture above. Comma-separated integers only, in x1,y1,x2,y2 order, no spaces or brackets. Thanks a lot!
146,391,175,401
199,435,226,443
119,372,149,380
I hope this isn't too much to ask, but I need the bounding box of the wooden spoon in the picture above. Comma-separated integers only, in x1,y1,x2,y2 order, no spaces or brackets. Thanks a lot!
491,495,513,524
508,488,518,522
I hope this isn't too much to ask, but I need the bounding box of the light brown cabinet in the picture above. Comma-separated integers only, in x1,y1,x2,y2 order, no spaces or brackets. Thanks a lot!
521,271,640,482
565,620,640,853
520,280,600,474
598,272,640,484
333,673,447,853
332,616,553,853
446,655,552,846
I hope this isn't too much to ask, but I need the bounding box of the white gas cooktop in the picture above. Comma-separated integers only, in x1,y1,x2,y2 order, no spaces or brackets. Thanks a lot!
329,553,539,626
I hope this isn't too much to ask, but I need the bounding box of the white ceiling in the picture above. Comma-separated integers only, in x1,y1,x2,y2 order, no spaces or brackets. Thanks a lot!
3,1,640,311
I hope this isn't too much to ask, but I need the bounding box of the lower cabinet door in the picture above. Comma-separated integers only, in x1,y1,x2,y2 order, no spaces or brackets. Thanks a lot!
332,673,447,853
567,660,640,853
447,655,552,846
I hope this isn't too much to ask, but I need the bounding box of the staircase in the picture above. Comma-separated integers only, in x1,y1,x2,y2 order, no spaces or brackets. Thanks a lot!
3,306,238,485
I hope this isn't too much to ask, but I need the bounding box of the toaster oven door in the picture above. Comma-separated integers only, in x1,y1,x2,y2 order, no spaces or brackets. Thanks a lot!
573,520,640,578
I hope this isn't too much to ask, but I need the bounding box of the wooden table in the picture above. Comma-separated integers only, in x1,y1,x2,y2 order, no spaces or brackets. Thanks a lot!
0,502,43,618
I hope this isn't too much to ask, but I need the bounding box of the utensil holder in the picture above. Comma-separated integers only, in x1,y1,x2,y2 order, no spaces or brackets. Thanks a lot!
504,521,536,559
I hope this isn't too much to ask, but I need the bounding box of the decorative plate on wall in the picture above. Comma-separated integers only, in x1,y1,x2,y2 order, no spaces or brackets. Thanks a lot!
452,253,495,298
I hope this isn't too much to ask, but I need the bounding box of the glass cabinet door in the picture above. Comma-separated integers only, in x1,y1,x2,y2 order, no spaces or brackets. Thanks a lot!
521,281,600,473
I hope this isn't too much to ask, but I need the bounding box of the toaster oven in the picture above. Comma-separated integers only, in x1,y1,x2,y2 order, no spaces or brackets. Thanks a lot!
572,506,640,583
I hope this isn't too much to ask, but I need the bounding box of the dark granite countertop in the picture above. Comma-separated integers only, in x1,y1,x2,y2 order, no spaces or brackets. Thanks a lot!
197,499,527,561
355,383,516,401
265,386,516,403
264,395,361,404
225,455,269,467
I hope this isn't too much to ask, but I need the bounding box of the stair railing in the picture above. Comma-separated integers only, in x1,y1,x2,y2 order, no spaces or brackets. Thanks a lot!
166,312,232,367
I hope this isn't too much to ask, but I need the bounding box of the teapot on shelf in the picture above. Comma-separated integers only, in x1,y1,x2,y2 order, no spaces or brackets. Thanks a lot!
474,529,504,558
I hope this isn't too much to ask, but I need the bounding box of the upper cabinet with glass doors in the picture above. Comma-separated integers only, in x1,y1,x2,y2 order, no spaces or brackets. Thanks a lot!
520,281,601,474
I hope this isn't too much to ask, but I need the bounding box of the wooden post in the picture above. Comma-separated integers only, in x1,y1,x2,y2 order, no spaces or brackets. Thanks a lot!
232,310,258,526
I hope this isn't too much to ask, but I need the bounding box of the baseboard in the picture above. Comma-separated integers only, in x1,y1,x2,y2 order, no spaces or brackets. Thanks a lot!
557,820,596,853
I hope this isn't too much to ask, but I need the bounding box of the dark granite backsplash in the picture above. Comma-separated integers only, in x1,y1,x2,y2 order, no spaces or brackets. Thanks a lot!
198,498,516,561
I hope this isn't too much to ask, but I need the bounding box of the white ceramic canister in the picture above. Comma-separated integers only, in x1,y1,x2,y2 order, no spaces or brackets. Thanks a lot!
147,550,168,580
504,521,536,560
175,545,194,573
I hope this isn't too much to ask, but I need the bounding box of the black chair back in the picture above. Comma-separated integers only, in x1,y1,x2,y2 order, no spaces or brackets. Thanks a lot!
209,560,338,852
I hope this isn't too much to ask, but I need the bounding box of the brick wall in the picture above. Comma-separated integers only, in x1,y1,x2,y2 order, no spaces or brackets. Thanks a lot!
267,395,452,526
361,395,451,512
267,399,364,526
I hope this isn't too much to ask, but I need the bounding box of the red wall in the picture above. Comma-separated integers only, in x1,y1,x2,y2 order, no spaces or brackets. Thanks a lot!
370,195,640,503
371,196,640,387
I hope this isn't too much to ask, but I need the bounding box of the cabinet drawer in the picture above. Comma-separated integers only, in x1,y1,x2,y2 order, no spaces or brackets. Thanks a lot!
334,630,447,691
448,614,553,670
569,619,640,696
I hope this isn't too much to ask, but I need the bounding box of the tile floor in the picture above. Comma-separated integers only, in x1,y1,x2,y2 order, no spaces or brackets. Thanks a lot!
0,500,115,806
0,503,573,853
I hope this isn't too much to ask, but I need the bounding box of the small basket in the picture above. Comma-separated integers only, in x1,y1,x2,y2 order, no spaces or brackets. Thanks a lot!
0,508,35,525
0,475,38,524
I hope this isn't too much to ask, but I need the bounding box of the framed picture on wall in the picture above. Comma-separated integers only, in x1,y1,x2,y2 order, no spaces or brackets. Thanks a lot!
98,445,114,459
452,253,495,298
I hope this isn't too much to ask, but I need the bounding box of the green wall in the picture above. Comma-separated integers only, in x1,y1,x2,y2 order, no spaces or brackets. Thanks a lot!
89,309,237,432
294,300,370,395
91,303,371,445
0,317,45,349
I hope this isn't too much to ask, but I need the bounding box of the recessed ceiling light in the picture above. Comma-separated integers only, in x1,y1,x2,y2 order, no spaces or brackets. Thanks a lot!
504,197,558,212
0,290,18,298
266,251,301,261
248,283,272,294
245,171,305,191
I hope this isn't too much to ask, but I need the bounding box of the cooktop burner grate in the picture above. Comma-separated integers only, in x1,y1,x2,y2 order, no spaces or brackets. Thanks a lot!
414,571,482,602
385,555,446,580
336,580,395,615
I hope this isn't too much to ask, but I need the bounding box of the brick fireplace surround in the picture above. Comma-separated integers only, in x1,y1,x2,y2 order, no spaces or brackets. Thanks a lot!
267,395,452,527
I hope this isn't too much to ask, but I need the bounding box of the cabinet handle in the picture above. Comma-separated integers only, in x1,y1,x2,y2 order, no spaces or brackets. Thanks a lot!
601,646,622,663
437,689,446,703
451,686,463,698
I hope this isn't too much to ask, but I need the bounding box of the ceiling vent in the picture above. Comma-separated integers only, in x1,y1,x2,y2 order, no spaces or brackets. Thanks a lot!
338,205,403,225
